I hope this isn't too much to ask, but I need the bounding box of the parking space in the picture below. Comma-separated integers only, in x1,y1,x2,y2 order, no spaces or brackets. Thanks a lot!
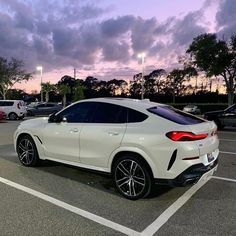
0,119,235,235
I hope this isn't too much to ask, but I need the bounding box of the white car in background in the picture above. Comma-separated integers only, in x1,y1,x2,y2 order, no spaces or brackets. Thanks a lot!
0,100,27,120
14,98,219,200
183,104,201,114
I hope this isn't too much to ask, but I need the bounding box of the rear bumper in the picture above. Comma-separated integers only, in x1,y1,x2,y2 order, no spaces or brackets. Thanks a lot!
155,159,218,187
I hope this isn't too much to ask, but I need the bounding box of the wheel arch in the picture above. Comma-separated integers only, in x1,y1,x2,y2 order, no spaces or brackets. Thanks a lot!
109,149,156,179
15,131,45,160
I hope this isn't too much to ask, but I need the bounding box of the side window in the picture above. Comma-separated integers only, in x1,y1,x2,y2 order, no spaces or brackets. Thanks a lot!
58,102,96,123
7,102,14,106
91,103,127,123
45,104,55,107
37,104,45,108
127,108,148,123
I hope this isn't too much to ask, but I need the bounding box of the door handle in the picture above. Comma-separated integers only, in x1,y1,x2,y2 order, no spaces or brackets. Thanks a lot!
108,131,119,136
70,128,79,133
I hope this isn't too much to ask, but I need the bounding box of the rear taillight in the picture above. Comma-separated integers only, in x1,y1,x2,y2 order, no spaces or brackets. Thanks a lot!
166,131,208,141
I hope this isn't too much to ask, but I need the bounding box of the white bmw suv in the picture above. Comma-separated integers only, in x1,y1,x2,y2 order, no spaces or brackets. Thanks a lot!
14,98,219,200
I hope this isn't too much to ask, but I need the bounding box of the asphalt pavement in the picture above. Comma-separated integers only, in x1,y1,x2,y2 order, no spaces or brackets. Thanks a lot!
0,119,235,236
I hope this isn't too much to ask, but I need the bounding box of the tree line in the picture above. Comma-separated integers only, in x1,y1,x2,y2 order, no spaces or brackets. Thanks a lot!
1,33,236,106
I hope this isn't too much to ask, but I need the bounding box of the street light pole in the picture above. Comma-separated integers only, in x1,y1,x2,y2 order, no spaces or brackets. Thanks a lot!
138,53,145,100
36,66,43,102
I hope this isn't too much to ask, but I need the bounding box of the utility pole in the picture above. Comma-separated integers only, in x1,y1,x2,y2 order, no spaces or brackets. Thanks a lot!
74,68,76,79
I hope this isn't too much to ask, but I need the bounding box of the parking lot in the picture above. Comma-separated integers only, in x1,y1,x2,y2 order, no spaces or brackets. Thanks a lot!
0,118,235,236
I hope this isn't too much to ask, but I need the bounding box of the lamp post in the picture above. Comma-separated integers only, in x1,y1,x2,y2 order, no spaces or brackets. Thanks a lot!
36,66,43,102
137,53,145,100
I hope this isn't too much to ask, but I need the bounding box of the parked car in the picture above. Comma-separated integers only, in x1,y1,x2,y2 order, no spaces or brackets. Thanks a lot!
204,103,236,129
14,98,219,200
183,104,201,114
0,100,26,120
0,110,6,121
27,102,63,116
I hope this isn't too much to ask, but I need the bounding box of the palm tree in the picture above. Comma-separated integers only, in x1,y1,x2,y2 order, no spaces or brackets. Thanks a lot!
41,82,55,102
57,84,71,107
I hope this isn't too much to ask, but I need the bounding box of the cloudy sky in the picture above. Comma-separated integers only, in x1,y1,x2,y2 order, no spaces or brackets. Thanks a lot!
0,0,235,92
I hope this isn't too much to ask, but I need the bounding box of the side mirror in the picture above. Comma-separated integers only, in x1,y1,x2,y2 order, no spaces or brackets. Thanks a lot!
48,113,67,123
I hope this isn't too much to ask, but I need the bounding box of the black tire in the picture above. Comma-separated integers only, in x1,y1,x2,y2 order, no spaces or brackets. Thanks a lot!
16,135,40,167
112,154,153,200
27,111,34,116
8,112,18,120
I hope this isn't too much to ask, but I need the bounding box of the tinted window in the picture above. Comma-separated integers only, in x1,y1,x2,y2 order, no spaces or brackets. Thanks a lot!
0,101,14,106
58,102,96,123
91,103,127,123
147,106,204,125
37,104,45,108
45,104,55,107
127,108,148,123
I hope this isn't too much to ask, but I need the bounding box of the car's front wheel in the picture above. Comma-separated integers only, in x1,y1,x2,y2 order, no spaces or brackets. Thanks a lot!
113,155,152,200
17,135,40,166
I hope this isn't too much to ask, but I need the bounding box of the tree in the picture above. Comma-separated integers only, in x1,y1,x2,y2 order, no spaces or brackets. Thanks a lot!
72,81,85,102
167,66,197,103
41,82,55,102
6,89,27,100
0,57,31,99
58,75,76,101
57,84,71,107
145,69,166,95
187,33,236,106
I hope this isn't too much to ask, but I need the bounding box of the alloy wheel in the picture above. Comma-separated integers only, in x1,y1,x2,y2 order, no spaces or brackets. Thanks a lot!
18,138,35,165
115,159,146,198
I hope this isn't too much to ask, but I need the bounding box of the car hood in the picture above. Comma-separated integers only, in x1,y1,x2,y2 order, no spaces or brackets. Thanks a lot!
19,117,49,128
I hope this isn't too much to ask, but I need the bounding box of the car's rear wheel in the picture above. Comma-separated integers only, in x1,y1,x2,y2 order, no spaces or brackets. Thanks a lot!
17,135,40,166
8,112,18,120
113,155,152,200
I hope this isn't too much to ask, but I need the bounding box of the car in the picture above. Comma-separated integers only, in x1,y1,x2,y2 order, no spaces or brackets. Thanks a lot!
0,110,6,121
14,98,219,200
27,102,63,116
0,100,27,120
183,104,201,114
204,103,236,129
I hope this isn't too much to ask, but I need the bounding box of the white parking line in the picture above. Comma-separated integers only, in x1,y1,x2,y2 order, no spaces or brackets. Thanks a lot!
140,178,210,236
0,177,139,236
212,176,236,183
220,151,236,155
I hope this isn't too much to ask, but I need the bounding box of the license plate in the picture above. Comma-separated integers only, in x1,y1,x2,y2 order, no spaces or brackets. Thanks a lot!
207,153,214,162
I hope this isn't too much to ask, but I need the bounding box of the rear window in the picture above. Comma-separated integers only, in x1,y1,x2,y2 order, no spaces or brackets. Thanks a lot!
147,106,204,125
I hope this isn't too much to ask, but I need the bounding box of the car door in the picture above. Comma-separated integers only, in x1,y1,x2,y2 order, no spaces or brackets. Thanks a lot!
219,104,236,126
42,102,95,163
79,102,127,168
35,104,46,115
